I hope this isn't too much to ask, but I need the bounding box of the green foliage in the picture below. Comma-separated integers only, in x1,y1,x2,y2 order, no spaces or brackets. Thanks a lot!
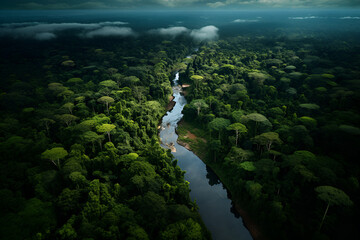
174,34,360,240
99,80,118,89
96,124,116,142
248,72,269,86
244,113,268,123
190,75,204,81
252,132,282,151
240,161,256,172
190,99,209,116
315,186,353,207
1,21,360,240
67,77,83,84
42,147,68,169
246,181,262,200
299,103,320,110
298,116,317,129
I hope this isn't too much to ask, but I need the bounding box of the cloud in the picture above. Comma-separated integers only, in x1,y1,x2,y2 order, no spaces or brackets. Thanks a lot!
153,0,203,7
99,21,128,25
233,19,259,23
34,32,57,40
190,25,219,42
207,2,226,8
339,16,360,19
148,25,219,41
148,26,189,37
83,26,135,38
288,16,320,20
18,1,111,9
0,22,134,40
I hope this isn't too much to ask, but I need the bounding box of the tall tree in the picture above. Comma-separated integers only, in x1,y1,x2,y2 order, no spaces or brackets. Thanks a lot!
42,147,68,169
208,118,231,139
97,124,116,142
97,96,115,114
191,99,209,116
227,123,247,146
315,186,353,230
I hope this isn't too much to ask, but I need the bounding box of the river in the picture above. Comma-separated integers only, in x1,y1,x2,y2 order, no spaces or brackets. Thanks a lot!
159,72,253,240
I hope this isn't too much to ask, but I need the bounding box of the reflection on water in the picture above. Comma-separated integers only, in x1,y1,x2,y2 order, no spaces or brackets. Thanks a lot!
159,72,252,240
206,166,221,186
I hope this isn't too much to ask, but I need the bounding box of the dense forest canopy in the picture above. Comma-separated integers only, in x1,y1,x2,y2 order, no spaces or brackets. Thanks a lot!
178,20,360,240
0,9,359,240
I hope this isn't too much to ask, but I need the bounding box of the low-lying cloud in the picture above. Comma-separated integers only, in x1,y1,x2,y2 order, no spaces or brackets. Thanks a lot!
83,26,135,38
148,26,189,38
339,16,360,19
288,16,320,20
0,21,219,42
0,21,132,40
190,25,219,42
149,25,219,42
207,2,226,8
233,19,260,23
34,32,57,40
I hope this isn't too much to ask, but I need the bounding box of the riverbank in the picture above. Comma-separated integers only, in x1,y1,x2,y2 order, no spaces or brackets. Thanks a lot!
166,95,175,111
176,120,266,240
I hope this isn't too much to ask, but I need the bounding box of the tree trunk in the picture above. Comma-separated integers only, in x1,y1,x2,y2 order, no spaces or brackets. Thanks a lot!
51,160,57,168
235,130,239,147
106,102,109,114
319,202,330,231
45,123,50,136
107,132,111,142
254,121,258,136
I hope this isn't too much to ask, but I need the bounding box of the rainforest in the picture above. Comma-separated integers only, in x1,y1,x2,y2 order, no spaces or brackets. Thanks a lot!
0,8,359,240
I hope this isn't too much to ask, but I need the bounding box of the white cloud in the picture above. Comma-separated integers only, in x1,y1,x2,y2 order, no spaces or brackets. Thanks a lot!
190,25,219,42
148,25,219,42
207,2,226,8
83,26,135,38
148,26,189,37
0,22,134,40
99,21,129,25
288,16,320,20
233,19,259,23
154,0,203,7
339,16,360,19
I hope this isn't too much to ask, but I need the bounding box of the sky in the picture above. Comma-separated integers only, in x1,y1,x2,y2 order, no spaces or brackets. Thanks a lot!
0,0,359,10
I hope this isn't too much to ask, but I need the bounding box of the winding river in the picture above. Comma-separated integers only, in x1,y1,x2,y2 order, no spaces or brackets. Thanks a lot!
159,72,253,240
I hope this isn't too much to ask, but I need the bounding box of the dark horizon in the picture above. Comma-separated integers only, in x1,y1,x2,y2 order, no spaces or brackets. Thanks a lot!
0,0,360,10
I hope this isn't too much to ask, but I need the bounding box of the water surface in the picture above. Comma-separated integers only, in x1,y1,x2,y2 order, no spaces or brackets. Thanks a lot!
160,73,252,240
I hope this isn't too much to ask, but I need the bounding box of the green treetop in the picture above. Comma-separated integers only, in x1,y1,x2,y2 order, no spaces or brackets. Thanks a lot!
227,123,247,146
97,124,116,142
42,147,68,169
315,186,353,230
208,118,231,139
252,132,283,152
98,96,115,114
191,99,209,116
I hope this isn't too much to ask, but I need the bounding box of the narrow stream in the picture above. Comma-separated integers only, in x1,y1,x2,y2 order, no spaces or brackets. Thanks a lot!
159,72,253,240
